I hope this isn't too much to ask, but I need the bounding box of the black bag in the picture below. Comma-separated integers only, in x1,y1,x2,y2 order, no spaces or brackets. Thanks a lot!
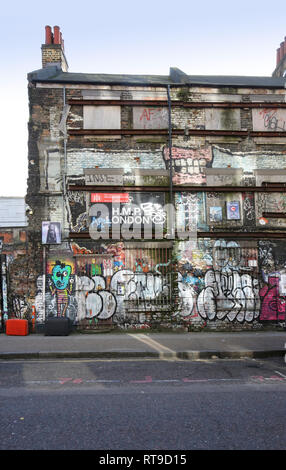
44,317,72,336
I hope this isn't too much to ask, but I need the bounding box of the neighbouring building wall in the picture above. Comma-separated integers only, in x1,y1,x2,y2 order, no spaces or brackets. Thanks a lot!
0,198,29,326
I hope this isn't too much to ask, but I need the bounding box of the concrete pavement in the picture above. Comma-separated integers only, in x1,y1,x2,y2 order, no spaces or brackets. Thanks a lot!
0,330,286,360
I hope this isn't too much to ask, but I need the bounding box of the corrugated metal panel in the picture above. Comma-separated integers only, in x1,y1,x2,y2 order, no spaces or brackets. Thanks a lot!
0,198,27,227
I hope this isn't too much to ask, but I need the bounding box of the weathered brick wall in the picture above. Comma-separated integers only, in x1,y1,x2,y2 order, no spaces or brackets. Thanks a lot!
41,44,68,71
25,80,286,331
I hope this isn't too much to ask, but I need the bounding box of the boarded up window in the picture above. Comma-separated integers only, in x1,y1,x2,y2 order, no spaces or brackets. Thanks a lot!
83,106,121,129
133,107,168,129
205,108,241,130
47,150,61,191
252,108,286,132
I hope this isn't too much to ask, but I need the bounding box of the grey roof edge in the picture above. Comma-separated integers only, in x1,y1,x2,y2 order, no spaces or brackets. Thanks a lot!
27,65,64,82
184,75,286,88
30,71,172,86
27,66,286,88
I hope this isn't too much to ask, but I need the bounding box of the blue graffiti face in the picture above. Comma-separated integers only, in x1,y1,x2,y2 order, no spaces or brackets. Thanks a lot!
51,261,72,290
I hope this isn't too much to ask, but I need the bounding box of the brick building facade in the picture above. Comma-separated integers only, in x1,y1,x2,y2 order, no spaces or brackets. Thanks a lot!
0,198,28,327
25,26,286,331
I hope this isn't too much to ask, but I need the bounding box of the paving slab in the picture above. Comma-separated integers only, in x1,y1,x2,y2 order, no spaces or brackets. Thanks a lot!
0,331,285,360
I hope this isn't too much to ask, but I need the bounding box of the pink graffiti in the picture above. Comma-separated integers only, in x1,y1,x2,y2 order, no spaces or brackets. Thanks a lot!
259,276,286,321
163,146,213,185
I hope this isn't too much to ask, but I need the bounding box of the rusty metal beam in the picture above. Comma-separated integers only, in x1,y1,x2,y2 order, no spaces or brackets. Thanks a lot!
68,99,168,107
68,99,286,109
69,128,170,136
261,182,286,187
68,185,167,192
68,184,286,193
68,128,286,137
68,231,286,240
262,212,286,218
197,231,286,239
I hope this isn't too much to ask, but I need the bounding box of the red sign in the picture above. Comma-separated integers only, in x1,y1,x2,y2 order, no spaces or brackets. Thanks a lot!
91,193,129,203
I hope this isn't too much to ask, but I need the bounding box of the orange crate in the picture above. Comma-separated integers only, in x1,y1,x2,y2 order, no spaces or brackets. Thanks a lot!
6,319,29,336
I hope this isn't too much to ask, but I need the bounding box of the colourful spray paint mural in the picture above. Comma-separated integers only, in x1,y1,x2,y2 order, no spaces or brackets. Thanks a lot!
258,240,286,321
32,238,286,328
45,256,77,321
32,145,286,328
48,260,73,316
175,239,262,324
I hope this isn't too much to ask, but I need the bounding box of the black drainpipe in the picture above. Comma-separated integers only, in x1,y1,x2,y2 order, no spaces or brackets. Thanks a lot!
167,84,174,313
167,85,173,212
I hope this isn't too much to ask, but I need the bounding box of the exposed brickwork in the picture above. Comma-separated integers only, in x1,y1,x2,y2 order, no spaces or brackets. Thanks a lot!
23,33,286,332
41,44,68,71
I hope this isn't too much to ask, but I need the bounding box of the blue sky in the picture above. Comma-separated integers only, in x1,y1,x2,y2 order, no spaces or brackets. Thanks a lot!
1,0,286,197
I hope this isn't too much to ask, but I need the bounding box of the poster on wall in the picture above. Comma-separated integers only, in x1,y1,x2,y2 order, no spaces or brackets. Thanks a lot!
90,192,166,230
226,201,240,220
209,206,223,222
42,222,61,244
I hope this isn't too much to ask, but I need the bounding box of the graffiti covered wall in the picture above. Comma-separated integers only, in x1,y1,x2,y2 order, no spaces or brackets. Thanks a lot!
33,237,286,330
27,81,286,331
32,142,286,329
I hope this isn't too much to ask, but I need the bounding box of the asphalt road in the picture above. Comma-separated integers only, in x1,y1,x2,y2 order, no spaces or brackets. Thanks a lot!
0,356,285,451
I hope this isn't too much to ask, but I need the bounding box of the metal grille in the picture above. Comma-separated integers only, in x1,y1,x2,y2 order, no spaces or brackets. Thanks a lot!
123,242,175,313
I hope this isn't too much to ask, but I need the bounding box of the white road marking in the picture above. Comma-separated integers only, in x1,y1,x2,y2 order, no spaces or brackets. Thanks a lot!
128,333,181,361
274,370,286,380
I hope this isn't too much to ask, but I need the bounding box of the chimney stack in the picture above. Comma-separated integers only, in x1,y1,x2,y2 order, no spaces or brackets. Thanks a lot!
41,25,68,71
280,42,285,63
45,25,52,45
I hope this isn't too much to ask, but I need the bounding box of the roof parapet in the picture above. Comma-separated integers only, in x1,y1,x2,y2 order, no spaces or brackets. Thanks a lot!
169,67,189,84
27,65,62,83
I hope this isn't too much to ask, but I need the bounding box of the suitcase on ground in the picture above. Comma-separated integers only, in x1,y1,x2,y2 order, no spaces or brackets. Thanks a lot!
44,317,71,336
6,319,29,336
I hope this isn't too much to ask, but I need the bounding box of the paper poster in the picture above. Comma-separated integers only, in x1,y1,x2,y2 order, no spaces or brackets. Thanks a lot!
209,206,223,222
226,201,240,220
42,222,61,244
